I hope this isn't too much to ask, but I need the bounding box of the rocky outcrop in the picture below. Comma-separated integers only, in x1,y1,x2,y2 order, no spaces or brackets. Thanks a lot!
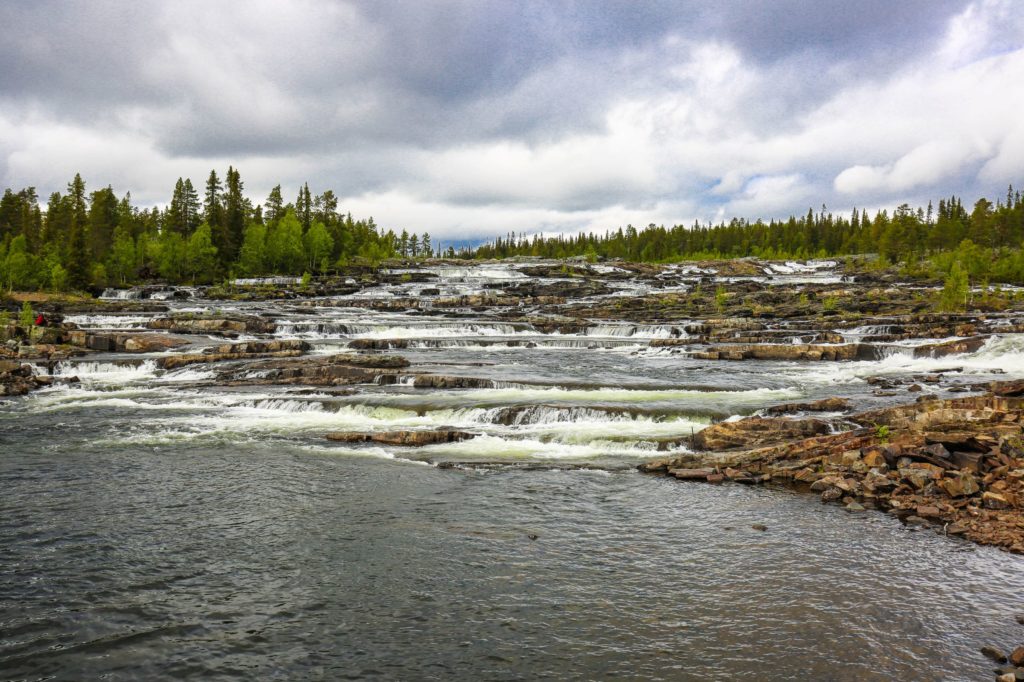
764,397,851,415
215,353,410,386
325,429,477,446
157,339,310,370
147,314,276,336
348,338,410,350
684,343,867,361
912,335,989,358
67,330,190,353
691,416,834,450
641,393,1024,554
411,375,495,389
0,360,43,396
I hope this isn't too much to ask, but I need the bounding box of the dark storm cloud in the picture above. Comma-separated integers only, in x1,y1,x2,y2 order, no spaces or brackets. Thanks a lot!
0,0,973,157
1,0,1021,238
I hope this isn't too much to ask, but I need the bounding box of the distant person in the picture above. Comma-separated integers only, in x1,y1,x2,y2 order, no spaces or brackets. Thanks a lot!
34,314,46,326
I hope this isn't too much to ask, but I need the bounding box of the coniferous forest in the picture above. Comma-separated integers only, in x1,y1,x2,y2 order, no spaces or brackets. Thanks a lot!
1,167,1023,290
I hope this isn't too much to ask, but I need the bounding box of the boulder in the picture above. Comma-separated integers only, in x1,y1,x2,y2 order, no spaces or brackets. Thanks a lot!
912,335,988,358
941,470,980,498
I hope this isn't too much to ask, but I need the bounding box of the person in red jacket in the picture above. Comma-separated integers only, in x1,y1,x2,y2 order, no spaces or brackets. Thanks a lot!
34,313,46,326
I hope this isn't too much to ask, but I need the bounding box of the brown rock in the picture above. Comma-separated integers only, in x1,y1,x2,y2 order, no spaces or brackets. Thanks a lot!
325,429,477,446
1011,646,1024,667
941,470,980,498
764,397,851,415
983,645,1009,663
693,416,832,451
668,467,717,480
983,491,1011,509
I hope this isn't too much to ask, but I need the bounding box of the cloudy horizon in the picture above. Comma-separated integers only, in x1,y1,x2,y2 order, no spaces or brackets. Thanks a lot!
1,0,1022,240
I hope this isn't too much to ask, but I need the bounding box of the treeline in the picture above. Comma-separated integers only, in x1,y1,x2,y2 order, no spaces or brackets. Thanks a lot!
470,188,1024,282
0,169,443,290
3,170,1024,290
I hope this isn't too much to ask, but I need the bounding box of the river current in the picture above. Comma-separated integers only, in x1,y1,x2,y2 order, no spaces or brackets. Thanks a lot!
3,261,1024,680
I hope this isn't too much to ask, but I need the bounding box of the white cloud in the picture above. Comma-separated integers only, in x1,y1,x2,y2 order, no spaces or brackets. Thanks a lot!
0,0,1022,240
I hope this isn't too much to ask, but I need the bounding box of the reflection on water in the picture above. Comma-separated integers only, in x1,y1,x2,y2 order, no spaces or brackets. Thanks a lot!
2,439,1023,680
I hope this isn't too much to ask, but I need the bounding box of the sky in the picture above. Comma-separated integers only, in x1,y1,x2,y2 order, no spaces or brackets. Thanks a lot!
1,0,1023,242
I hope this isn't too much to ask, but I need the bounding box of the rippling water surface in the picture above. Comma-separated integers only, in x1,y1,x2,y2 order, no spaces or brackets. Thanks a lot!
4,262,1024,680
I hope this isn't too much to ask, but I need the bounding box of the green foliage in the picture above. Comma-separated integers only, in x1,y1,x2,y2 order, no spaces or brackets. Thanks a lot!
90,262,108,288
238,223,267,276
49,263,68,292
185,223,218,283
267,209,305,274
875,425,890,444
20,301,33,328
5,170,1024,290
303,221,333,272
108,225,136,284
714,285,728,313
822,295,839,312
937,262,969,312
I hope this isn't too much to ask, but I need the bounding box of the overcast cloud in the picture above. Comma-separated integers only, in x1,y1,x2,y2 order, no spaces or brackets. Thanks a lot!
0,0,1022,240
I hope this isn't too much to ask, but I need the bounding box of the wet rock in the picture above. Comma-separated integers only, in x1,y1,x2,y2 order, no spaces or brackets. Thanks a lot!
325,429,477,446
158,340,310,370
689,342,863,362
992,379,1024,397
913,335,989,358
764,397,851,415
67,330,190,353
750,523,768,531
148,314,276,335
0,361,37,396
668,467,717,480
984,646,1010,664
348,338,410,350
845,501,866,512
412,375,495,389
1011,647,1024,667
693,416,832,451
215,353,410,386
820,487,843,503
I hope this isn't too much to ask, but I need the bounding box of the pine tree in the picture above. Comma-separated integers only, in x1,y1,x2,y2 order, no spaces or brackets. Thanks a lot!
264,185,283,224
65,174,90,289
296,183,312,233
223,166,246,264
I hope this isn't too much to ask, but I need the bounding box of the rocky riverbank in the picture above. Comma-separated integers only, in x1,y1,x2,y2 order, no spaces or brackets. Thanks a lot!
641,384,1024,555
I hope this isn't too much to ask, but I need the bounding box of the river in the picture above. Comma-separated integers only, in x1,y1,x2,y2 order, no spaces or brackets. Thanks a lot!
2,260,1023,680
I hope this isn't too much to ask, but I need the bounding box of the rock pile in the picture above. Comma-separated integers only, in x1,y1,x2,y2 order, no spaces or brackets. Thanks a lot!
642,393,1024,554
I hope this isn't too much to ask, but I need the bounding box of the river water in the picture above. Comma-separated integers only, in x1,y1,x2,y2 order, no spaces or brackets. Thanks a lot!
3,261,1024,680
